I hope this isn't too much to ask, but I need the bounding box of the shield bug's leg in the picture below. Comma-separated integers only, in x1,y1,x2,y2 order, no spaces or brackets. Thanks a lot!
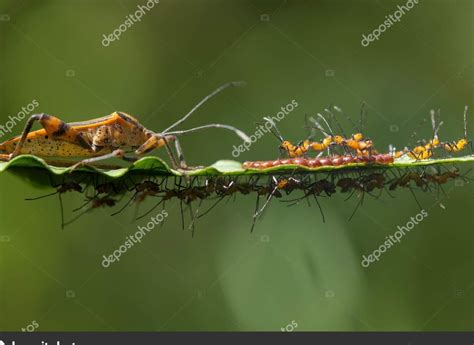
173,137,188,169
7,114,45,158
162,136,181,170
7,113,92,160
70,149,127,171
135,134,181,169
135,135,165,155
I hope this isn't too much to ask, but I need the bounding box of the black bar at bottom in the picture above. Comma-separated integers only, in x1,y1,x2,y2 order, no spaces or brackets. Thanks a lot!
0,332,472,345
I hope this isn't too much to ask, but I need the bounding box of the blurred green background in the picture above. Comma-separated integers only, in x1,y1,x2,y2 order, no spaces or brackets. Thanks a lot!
0,0,472,331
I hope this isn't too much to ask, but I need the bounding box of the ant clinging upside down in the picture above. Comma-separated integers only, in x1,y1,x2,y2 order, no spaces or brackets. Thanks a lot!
0,82,251,171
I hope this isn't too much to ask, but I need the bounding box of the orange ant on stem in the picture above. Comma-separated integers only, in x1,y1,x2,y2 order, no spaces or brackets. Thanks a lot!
397,106,471,160
262,103,375,159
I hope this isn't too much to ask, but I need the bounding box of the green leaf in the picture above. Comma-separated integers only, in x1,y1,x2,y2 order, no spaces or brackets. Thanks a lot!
1,154,474,187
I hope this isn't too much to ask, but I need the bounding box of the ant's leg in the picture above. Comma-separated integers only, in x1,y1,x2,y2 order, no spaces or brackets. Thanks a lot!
7,113,92,160
70,149,127,171
278,148,287,159
409,150,421,160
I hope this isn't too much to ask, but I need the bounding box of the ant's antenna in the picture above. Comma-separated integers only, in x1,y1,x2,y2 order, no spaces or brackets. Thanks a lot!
463,106,468,139
389,144,395,156
255,118,283,143
263,116,285,143
308,116,329,137
316,113,334,136
359,102,366,132
408,115,429,149
304,114,318,140
333,105,361,134
162,81,246,133
325,106,353,155
325,106,347,138
430,110,443,140
430,109,436,134
437,109,441,133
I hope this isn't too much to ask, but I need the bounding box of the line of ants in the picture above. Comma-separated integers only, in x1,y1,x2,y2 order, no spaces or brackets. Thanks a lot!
245,104,471,168
25,164,471,233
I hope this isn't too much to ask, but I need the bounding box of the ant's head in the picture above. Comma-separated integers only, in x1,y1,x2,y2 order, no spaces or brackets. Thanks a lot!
277,178,289,189
322,137,333,146
363,139,374,149
280,140,293,151
333,135,344,145
353,133,364,141
458,138,469,150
